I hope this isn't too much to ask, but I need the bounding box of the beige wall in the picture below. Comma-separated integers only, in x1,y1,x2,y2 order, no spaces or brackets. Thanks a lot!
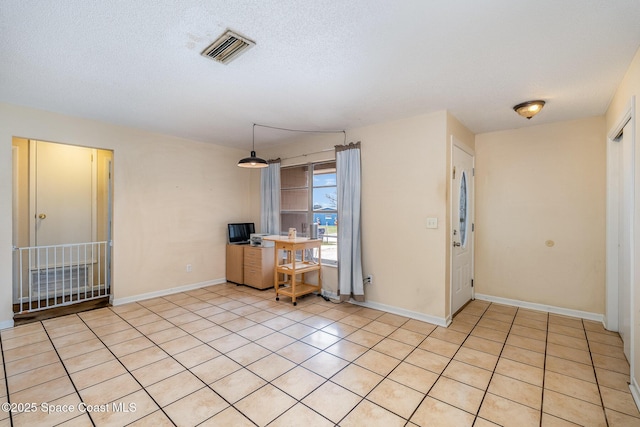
260,111,463,322
475,116,607,313
0,103,253,326
1,103,461,326
1,98,617,331
605,47,640,398
0,100,613,330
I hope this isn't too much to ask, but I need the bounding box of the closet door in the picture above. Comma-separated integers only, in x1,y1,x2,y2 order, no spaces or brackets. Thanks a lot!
31,140,94,260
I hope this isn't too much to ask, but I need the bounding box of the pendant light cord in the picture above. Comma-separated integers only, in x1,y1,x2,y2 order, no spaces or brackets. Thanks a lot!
254,123,347,145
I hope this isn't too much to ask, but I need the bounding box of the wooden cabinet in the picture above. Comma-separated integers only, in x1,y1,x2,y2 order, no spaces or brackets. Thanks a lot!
264,236,321,306
225,244,274,289
243,246,274,289
226,244,245,284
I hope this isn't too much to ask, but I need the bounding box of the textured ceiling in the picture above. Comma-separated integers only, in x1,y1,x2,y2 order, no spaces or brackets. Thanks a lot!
1,1,640,150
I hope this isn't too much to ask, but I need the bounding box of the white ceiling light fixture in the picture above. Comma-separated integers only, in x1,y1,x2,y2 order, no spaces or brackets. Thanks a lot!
201,29,255,65
513,100,546,119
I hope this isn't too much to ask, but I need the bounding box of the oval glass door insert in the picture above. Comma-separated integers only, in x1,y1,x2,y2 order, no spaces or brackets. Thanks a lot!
459,171,468,247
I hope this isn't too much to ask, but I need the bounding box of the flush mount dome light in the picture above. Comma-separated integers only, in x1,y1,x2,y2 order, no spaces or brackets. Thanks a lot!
513,100,546,119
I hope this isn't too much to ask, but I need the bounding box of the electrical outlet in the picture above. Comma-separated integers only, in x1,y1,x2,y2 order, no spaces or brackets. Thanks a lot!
365,274,373,285
186,264,192,272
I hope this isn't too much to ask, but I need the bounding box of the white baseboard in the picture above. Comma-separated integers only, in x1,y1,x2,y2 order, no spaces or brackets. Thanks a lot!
349,299,449,327
602,316,614,332
320,289,449,327
630,377,640,412
0,319,15,330
475,293,604,324
112,278,227,306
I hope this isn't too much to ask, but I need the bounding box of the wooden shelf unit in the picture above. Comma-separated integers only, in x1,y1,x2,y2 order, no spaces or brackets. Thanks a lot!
264,236,321,306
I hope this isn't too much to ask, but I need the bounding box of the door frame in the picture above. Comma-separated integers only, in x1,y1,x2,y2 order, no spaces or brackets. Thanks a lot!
605,96,635,371
450,137,475,318
12,138,114,307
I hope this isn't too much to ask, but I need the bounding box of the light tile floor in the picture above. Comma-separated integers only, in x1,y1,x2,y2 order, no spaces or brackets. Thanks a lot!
1,283,639,426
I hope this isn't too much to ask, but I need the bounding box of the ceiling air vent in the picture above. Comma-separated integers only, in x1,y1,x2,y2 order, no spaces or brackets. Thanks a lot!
201,30,255,65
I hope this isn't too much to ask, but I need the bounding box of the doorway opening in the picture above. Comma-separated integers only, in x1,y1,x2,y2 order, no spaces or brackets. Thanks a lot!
605,99,634,366
12,138,113,320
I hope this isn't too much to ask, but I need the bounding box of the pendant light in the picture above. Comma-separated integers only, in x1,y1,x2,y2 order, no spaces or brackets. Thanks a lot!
238,124,268,168
513,100,545,119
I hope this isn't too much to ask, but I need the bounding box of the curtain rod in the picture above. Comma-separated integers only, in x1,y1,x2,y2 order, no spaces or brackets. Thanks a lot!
275,141,359,162
277,147,335,162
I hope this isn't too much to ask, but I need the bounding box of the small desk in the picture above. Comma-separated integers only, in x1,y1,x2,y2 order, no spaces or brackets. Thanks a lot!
264,236,321,306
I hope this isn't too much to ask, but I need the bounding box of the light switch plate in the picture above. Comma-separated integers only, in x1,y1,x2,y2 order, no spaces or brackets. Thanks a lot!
427,217,438,229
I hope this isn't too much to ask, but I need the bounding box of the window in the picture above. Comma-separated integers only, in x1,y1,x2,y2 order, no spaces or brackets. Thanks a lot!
281,161,337,263
459,170,468,247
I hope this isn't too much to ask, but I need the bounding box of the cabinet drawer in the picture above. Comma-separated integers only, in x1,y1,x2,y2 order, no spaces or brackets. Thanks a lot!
244,247,262,262
244,268,263,286
244,248,261,258
244,256,262,267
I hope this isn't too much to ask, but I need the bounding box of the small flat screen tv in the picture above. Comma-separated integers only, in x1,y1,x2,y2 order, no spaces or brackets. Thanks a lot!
227,223,255,245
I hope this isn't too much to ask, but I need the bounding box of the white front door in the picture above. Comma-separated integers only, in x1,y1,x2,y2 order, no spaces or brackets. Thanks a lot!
451,143,474,315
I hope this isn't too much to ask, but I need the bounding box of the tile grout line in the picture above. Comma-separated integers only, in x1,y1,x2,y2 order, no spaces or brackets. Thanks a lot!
5,286,632,426
165,288,326,417
185,289,418,425
490,310,584,421
400,301,497,425
538,310,550,427
40,317,97,427
543,317,614,426
99,300,237,426
268,310,421,424
154,290,321,423
195,289,370,425
105,289,332,425
404,325,474,424
5,299,487,426
74,306,183,426
170,289,319,425
332,317,434,425
0,330,14,427
583,318,611,427
109,296,272,425
244,298,391,425
468,302,516,425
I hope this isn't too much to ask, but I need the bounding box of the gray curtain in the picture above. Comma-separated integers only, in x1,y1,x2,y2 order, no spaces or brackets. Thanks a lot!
336,142,364,302
260,160,281,235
